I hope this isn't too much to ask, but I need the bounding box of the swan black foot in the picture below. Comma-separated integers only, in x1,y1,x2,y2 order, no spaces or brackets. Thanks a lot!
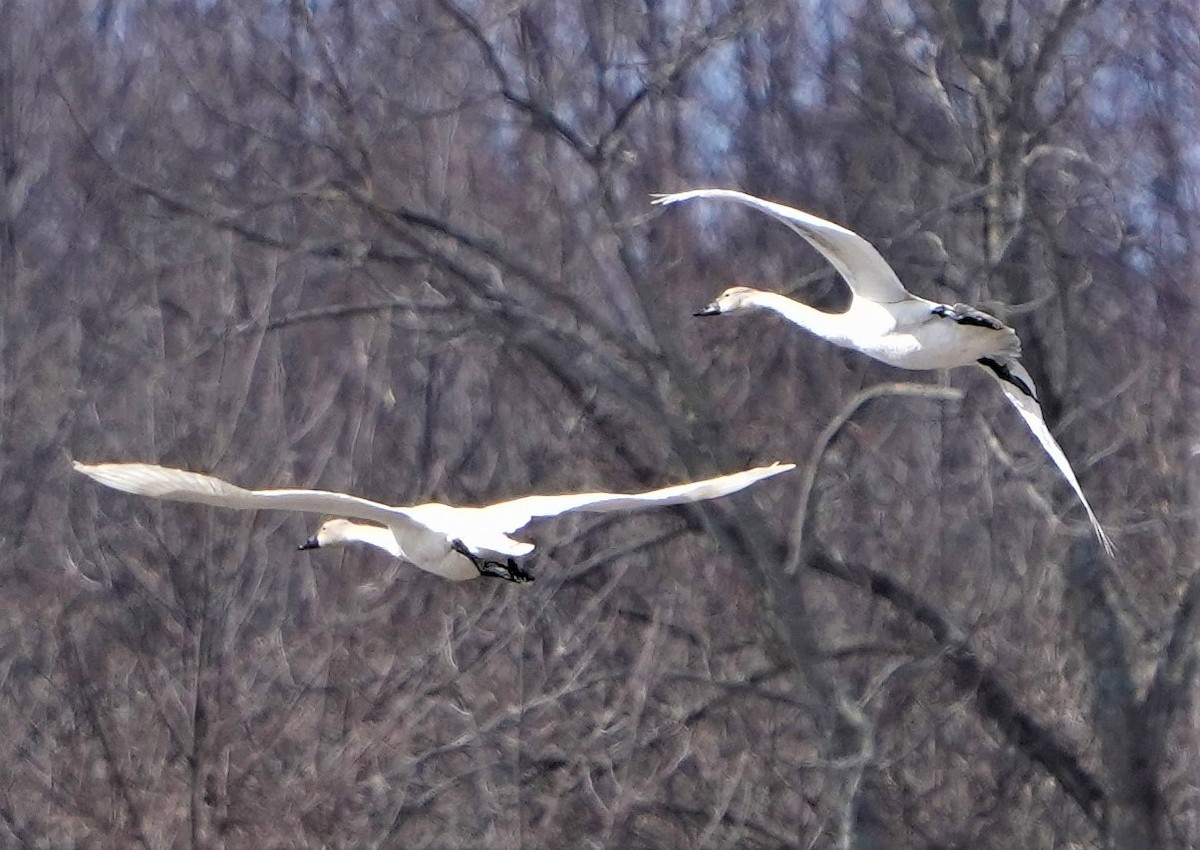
451,539,535,584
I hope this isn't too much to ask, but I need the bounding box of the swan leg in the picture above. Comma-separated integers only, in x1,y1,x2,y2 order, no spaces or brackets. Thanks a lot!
450,538,488,575
477,556,535,583
451,539,535,583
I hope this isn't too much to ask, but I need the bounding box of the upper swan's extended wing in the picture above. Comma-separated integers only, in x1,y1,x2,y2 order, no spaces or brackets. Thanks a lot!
73,461,428,535
978,365,1115,556
470,462,795,535
652,189,910,304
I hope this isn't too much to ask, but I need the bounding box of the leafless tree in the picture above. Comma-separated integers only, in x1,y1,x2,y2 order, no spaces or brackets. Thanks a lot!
0,0,1195,847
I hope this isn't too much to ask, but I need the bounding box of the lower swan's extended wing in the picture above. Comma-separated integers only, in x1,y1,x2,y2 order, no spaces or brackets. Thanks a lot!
73,461,428,535
470,462,795,535
978,364,1115,556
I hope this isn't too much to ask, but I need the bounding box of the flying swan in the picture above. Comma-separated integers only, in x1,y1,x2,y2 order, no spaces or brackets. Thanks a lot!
653,188,1113,555
73,460,795,582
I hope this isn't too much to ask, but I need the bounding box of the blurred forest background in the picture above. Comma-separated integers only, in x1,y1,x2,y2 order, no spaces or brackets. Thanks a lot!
0,0,1197,847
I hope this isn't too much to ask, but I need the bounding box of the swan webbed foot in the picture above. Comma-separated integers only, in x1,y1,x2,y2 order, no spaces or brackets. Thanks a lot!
451,539,535,584
504,558,535,583
476,557,535,583
472,557,535,583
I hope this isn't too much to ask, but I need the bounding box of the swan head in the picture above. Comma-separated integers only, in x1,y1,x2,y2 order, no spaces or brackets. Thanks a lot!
298,518,360,550
694,286,762,317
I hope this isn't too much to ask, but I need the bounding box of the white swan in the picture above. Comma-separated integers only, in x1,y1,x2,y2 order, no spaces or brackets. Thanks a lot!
653,188,1113,555
73,460,795,582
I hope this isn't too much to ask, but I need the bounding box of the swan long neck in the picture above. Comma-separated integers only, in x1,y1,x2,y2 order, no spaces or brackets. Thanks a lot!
747,290,853,343
330,522,403,557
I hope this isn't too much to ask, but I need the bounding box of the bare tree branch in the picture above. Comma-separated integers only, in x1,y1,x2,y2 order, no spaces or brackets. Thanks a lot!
806,546,1107,826
1144,565,1200,741
785,382,964,576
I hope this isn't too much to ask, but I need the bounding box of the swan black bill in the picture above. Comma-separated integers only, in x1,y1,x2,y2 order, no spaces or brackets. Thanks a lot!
298,537,320,551
694,302,721,317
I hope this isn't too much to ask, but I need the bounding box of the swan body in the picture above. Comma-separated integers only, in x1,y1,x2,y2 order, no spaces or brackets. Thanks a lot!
654,188,1113,555
715,288,1017,370
73,460,796,582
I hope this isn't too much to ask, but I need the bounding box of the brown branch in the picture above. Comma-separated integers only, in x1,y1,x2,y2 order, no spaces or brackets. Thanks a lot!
288,0,373,181
55,77,419,268
1021,0,1100,105
59,614,154,850
0,797,35,848
1063,541,1165,843
784,382,964,576
594,1,753,164
633,800,805,849
805,547,1107,826
434,0,597,162
128,180,412,266
1142,564,1200,763
342,185,663,366
247,299,464,334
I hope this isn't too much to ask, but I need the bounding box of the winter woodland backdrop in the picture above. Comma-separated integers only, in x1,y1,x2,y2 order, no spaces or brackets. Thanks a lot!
1,0,1198,847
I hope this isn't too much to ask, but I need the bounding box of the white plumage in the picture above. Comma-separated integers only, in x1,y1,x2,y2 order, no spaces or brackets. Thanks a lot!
655,188,1113,555
74,460,796,582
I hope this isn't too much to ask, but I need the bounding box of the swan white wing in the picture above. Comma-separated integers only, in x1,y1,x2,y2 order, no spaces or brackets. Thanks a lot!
980,366,1115,556
401,503,538,557
652,188,910,304
73,461,429,535
471,463,795,535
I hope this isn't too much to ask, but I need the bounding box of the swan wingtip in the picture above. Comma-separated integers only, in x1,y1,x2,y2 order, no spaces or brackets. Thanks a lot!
651,189,709,206
748,462,796,480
